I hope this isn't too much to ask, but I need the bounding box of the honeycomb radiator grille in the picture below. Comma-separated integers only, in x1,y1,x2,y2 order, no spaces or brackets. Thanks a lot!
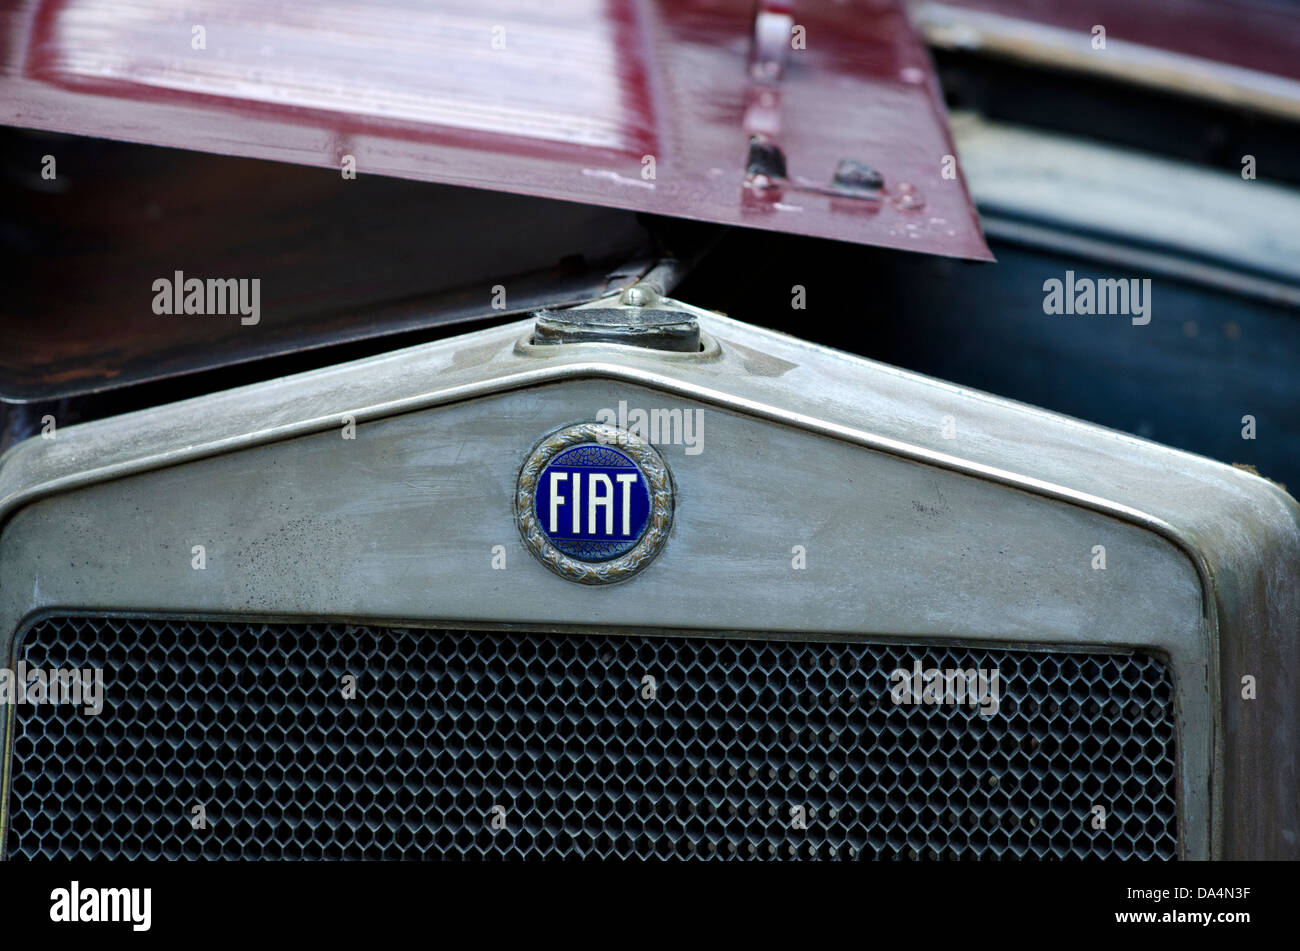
5,618,1178,859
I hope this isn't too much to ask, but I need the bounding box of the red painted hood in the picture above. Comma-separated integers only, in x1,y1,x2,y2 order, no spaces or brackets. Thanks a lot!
0,0,991,260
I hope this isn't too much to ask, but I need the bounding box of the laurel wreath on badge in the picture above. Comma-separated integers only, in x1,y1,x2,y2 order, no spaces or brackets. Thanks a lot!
516,422,674,584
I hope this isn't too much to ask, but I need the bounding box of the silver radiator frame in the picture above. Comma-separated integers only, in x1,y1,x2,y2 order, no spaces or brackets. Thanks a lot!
1,305,1296,859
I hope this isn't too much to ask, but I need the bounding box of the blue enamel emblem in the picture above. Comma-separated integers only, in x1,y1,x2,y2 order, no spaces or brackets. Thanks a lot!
534,444,652,561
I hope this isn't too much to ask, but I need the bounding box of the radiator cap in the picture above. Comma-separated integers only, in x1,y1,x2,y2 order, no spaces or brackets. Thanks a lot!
532,285,701,352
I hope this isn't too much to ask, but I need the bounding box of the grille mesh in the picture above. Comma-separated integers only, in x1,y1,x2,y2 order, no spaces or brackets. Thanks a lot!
6,617,1178,859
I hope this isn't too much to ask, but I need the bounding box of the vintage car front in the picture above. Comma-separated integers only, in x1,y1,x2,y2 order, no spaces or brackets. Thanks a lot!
1,283,1296,861
0,0,1297,881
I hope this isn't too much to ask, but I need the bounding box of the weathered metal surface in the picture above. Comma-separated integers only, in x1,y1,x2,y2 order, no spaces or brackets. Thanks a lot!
0,381,1207,857
1,304,1297,857
0,0,990,259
